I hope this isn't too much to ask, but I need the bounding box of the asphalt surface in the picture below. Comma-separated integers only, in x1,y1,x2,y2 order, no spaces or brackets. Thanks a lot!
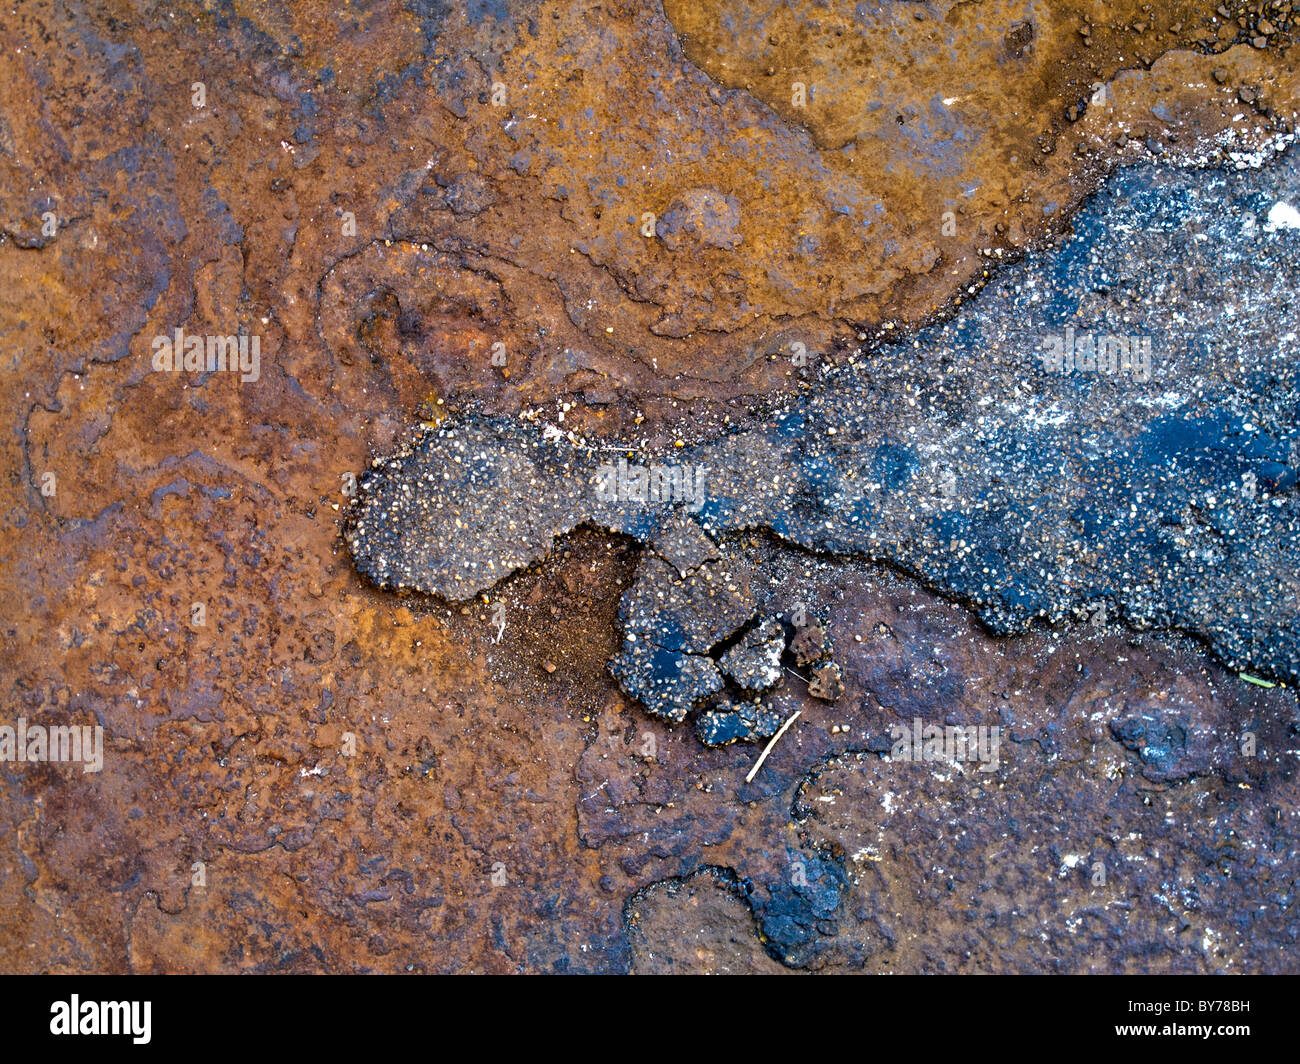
349,147,1300,725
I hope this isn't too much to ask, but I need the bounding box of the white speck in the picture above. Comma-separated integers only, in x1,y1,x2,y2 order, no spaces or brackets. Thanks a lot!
1264,201,1300,232
1058,853,1087,877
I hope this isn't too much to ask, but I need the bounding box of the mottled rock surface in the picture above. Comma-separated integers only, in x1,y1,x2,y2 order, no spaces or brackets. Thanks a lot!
1,0,1298,975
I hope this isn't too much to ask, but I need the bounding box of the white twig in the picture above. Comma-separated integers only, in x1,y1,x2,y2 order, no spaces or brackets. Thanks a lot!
745,710,802,784
581,780,609,803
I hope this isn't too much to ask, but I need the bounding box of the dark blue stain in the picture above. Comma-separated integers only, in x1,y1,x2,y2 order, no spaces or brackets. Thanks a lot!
693,494,737,534
932,304,986,352
618,508,661,542
1261,461,1298,491
1138,412,1287,480
1069,503,1111,541
872,442,917,490
772,410,805,440
799,452,840,497
465,0,513,24
374,66,422,104
755,848,847,967
1124,181,1201,230
635,610,688,655
846,494,876,533
997,581,1056,617
406,0,452,51
201,186,243,244
647,644,685,679
929,511,970,543
1111,715,1188,777
294,92,319,144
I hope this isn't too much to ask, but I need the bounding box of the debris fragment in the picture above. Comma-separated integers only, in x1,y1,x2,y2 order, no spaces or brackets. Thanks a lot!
790,623,831,667
808,661,844,702
745,710,802,784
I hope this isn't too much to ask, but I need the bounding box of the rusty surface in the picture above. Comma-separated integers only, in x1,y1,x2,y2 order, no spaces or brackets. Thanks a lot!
1,0,1298,972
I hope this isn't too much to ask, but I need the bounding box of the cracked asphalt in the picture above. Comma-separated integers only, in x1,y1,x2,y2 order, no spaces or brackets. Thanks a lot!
349,149,1300,725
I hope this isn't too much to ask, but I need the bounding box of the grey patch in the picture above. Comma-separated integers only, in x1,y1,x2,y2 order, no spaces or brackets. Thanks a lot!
609,639,724,724
440,173,497,215
651,511,720,576
603,551,757,721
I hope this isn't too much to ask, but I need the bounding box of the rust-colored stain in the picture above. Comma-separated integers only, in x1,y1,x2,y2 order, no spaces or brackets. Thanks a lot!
0,0,1297,972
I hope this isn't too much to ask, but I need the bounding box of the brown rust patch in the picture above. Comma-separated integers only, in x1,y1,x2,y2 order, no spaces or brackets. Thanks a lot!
1,0,1298,974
